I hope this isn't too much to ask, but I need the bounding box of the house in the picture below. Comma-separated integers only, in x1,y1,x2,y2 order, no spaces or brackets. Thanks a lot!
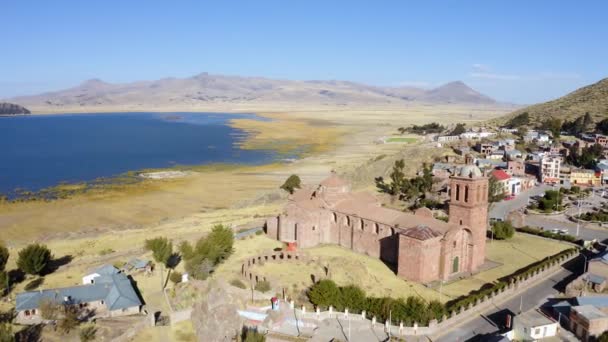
596,135,608,148
527,151,545,162
431,163,456,179
537,134,551,143
476,159,507,169
500,127,519,134
454,146,470,156
436,135,460,143
507,178,522,196
460,131,496,140
475,143,495,155
569,297,608,341
489,150,505,160
16,265,142,324
597,163,608,185
491,169,511,196
503,309,558,341
540,156,561,184
570,169,601,187
505,149,523,161
507,159,526,177
124,258,151,272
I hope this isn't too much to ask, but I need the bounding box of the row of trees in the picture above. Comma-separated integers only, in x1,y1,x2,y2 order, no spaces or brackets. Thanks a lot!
307,279,445,325
509,111,608,138
144,224,235,290
399,123,445,135
567,142,604,168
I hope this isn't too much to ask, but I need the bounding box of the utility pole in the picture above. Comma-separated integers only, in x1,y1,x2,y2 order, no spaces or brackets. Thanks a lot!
389,310,392,340
576,200,582,237
519,296,523,314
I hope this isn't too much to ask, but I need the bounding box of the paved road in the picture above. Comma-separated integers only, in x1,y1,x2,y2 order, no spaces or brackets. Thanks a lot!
489,184,551,221
436,264,579,342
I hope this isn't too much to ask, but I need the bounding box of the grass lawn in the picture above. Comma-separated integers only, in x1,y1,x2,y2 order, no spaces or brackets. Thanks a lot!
441,233,571,299
385,137,417,143
248,241,441,302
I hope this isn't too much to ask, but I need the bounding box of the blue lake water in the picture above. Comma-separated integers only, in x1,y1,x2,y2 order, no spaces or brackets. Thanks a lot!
0,112,278,195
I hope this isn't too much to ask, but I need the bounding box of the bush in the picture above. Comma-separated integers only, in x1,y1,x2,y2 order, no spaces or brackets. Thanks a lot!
230,279,247,289
280,175,301,195
240,326,265,342
254,280,271,293
307,279,340,309
517,226,578,243
97,248,114,256
491,221,515,240
0,323,14,342
0,242,8,272
17,244,52,276
184,224,234,280
169,271,182,285
79,325,97,342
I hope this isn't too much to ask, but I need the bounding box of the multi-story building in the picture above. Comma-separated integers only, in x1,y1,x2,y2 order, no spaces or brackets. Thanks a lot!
570,169,601,187
540,156,561,184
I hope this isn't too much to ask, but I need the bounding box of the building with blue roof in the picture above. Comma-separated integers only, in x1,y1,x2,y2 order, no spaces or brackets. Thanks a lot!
15,265,142,324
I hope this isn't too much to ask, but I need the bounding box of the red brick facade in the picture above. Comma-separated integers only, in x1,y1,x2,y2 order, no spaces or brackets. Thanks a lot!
266,170,489,283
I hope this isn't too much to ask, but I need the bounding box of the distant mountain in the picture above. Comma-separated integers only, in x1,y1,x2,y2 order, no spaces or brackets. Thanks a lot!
499,77,608,124
0,102,30,115
6,73,498,112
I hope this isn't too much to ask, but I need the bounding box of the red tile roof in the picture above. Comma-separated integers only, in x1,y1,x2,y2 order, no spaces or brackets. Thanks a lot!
491,169,511,181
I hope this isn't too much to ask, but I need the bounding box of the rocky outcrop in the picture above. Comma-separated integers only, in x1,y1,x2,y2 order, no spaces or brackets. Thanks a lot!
190,281,247,342
0,102,30,115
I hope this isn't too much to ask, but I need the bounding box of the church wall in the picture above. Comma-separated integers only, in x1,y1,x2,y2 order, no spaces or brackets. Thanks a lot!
397,235,442,283
352,218,381,258
265,216,279,240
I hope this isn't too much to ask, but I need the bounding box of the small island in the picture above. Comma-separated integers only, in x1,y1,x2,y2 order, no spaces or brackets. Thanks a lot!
0,102,30,115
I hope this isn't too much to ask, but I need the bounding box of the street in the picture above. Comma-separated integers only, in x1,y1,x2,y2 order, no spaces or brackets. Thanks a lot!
436,264,579,341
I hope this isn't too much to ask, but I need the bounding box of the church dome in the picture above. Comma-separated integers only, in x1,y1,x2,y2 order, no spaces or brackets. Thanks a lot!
458,165,482,178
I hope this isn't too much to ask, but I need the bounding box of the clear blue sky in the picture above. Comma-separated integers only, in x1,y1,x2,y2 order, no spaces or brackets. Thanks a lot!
2,0,607,104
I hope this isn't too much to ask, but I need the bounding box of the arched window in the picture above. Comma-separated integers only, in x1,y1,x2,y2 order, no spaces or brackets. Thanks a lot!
477,185,481,202
360,219,364,231
459,219,463,225
464,186,469,203
390,228,395,236
346,216,351,226
455,184,460,201
374,223,380,234
332,212,337,223
294,223,298,240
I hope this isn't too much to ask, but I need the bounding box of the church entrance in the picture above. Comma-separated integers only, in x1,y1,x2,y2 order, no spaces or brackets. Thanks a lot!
452,256,459,273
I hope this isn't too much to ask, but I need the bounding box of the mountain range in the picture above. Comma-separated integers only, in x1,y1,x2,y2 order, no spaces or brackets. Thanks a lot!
5,73,498,112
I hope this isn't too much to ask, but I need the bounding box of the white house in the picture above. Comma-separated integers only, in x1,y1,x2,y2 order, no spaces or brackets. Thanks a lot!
82,264,119,284
503,309,559,341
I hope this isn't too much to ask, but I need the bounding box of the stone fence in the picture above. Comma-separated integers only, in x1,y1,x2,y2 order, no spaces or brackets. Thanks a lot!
241,250,316,285
264,249,579,338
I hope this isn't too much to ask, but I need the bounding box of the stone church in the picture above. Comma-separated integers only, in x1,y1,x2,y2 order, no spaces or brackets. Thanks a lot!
265,166,489,283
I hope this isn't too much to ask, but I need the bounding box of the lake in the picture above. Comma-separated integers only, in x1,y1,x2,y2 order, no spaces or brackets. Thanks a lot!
0,112,278,195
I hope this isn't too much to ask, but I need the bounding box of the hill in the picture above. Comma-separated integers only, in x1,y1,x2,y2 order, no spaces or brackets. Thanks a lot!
0,102,30,115
4,73,498,112
499,77,608,125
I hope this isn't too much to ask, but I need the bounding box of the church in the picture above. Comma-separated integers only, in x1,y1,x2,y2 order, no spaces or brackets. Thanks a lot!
265,165,489,283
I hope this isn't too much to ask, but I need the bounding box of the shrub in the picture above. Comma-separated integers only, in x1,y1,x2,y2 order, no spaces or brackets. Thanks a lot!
17,244,52,276
307,279,340,309
230,279,247,289
169,271,182,285
491,221,515,240
240,326,265,342
0,242,8,272
79,325,97,342
255,230,263,236
254,280,271,293
97,248,114,256
0,323,14,342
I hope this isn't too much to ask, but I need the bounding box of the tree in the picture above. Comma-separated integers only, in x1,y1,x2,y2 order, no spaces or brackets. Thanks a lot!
449,123,466,136
488,176,505,203
0,242,8,273
240,327,265,342
583,112,593,130
0,272,7,295
144,237,173,289
58,305,79,334
0,323,14,342
491,221,515,240
507,112,530,128
397,127,407,135
307,279,340,309
17,244,52,276
598,331,608,342
541,118,561,138
337,285,367,312
184,224,234,280
79,325,97,342
178,241,194,260
280,175,301,195
38,298,60,321
596,118,608,135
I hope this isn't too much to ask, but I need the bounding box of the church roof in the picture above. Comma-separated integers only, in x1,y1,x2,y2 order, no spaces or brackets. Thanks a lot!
401,225,443,240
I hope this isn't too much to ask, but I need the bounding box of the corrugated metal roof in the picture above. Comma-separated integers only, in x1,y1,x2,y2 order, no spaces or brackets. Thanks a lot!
576,296,608,308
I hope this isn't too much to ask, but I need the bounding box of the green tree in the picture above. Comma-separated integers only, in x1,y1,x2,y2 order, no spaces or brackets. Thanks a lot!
178,241,194,260
0,323,14,342
0,241,8,273
169,271,182,285
79,325,97,342
596,118,608,135
427,300,446,320
488,176,505,203
240,327,265,342
583,112,593,130
491,221,515,240
58,306,79,334
280,174,301,195
541,118,562,138
450,123,466,136
507,112,530,128
17,244,52,276
337,285,367,312
184,224,234,280
144,237,173,289
598,331,608,342
308,279,340,309
397,127,407,135
39,298,60,321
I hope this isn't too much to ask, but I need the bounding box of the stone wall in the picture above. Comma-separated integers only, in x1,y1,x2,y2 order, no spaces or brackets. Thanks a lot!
241,250,315,285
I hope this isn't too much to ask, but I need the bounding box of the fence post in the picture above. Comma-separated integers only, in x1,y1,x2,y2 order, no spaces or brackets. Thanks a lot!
316,307,320,320
329,306,333,317
399,322,404,336
345,308,349,319
362,310,366,319
372,316,376,326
